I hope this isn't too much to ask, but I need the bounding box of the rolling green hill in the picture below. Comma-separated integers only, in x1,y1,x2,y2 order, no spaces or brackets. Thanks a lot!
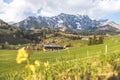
0,35,120,75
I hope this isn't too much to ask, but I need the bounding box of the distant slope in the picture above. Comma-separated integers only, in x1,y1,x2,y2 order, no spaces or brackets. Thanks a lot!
98,19,120,32
0,19,10,29
0,19,31,44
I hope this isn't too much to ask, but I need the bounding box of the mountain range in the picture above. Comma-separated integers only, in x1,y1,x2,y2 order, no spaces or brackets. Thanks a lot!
0,13,120,32
13,13,120,32
0,13,120,45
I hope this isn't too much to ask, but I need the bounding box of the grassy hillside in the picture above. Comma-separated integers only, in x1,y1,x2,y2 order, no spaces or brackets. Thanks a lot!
0,35,120,74
0,36,120,70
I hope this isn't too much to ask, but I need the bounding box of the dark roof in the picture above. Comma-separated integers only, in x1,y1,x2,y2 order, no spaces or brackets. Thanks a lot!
43,44,62,48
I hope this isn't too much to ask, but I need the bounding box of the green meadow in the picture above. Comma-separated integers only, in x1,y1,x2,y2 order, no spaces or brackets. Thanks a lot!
1,35,120,79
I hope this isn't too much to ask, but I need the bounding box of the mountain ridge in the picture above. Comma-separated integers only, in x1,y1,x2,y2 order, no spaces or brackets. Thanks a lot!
13,13,120,32
0,13,119,32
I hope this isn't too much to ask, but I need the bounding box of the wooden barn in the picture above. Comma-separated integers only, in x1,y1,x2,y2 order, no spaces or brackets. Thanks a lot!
42,44,63,51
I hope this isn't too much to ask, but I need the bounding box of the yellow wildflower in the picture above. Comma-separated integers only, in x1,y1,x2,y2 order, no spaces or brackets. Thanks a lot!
34,60,40,67
113,70,118,76
25,64,30,69
16,47,28,63
44,61,50,71
44,61,49,67
29,64,36,73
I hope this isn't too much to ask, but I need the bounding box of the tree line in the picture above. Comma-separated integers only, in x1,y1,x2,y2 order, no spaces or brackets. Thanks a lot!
88,35,104,45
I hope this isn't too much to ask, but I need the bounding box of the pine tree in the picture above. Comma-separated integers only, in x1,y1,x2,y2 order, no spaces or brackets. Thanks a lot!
92,35,97,45
98,36,103,44
88,37,92,45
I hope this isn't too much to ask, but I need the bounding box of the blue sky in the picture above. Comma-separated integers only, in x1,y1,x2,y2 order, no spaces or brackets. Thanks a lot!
0,0,120,24
103,12,120,24
3,0,13,4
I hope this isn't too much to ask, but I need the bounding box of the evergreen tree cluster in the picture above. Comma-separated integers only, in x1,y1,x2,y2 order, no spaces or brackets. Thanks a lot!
88,35,104,45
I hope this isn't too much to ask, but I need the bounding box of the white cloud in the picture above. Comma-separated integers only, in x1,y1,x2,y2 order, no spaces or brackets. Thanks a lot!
0,0,7,14
0,0,120,22
0,0,42,22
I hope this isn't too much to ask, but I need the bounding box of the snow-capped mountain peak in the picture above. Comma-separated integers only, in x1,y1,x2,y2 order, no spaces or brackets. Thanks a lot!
14,13,120,32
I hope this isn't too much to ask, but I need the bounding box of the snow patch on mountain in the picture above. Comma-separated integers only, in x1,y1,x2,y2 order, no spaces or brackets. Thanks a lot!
76,22,81,30
58,19,63,24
